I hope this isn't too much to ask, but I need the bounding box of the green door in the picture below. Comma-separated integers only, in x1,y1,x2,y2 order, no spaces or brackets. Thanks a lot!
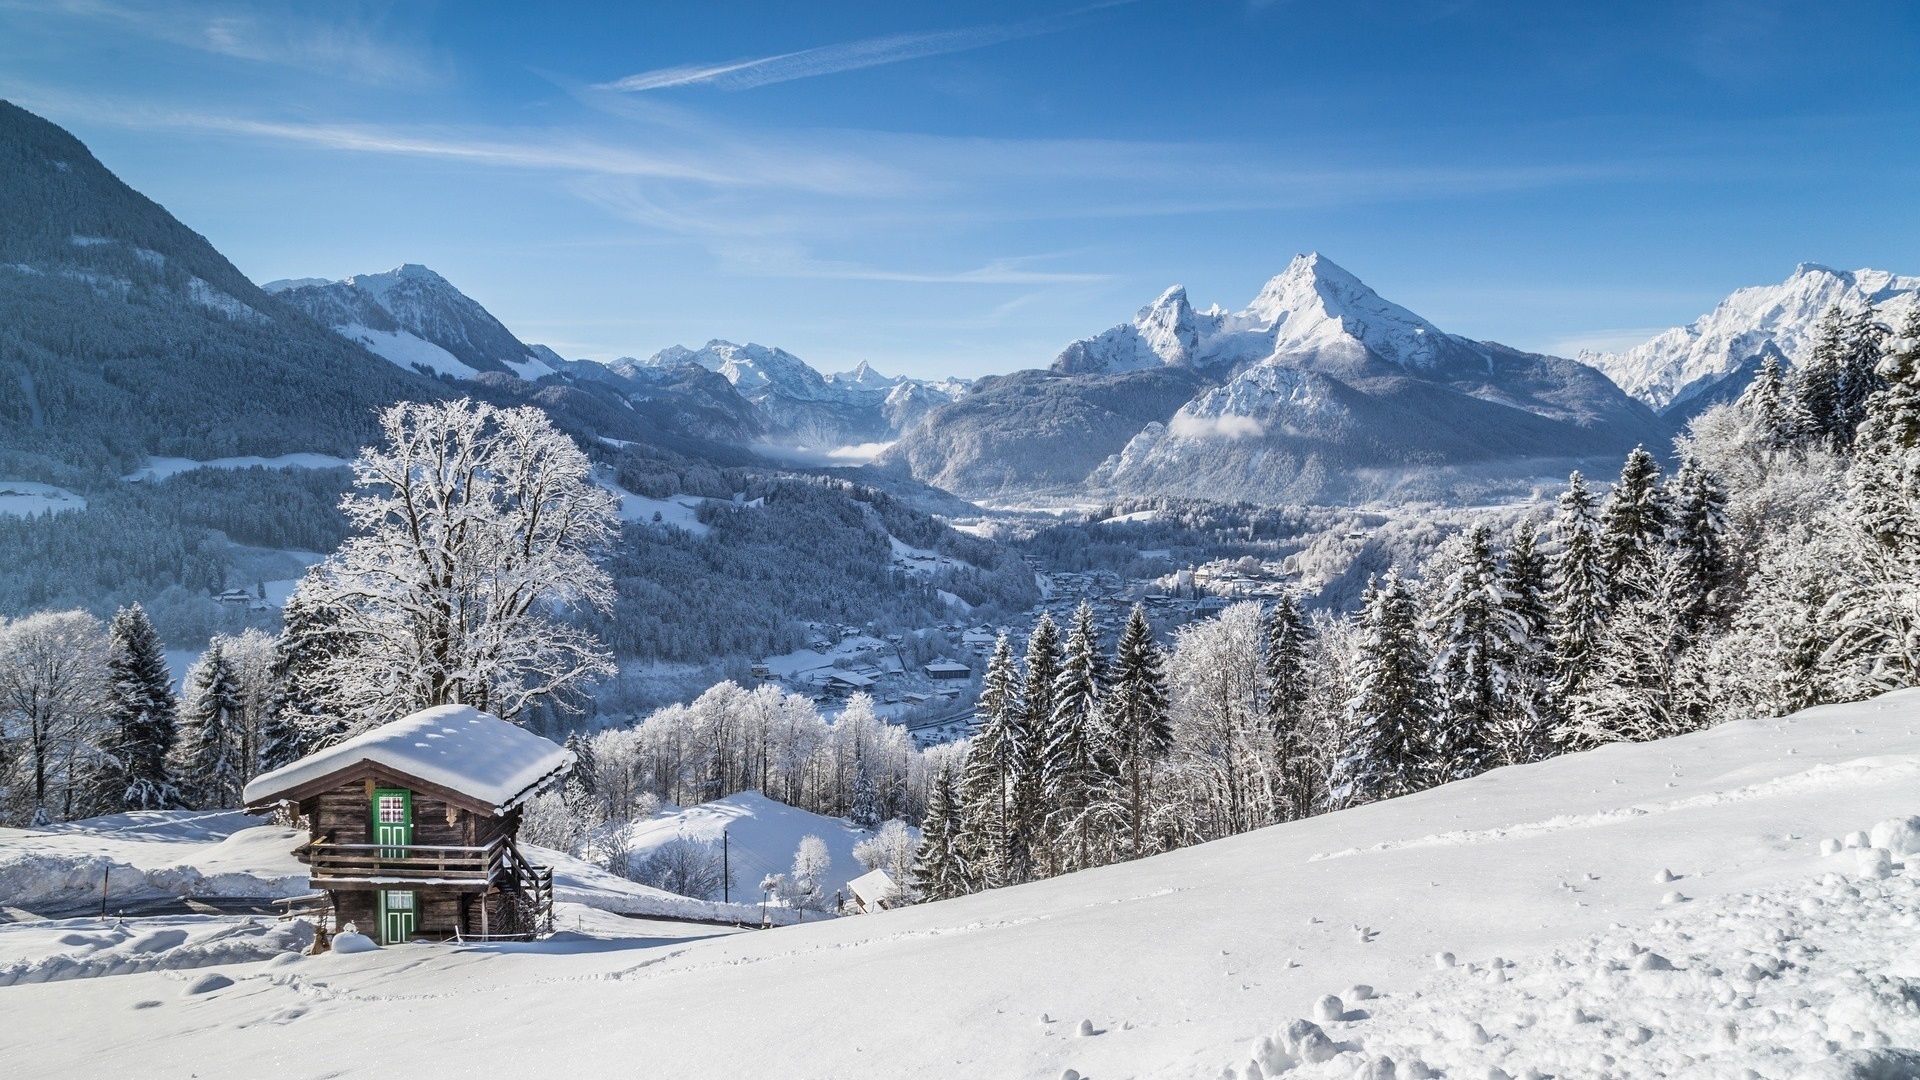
371,787,412,859
378,889,417,944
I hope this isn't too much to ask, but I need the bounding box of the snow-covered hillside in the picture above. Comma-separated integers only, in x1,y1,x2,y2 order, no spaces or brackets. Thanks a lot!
624,791,879,901
1584,263,1920,411
266,264,556,380
11,692,1920,1077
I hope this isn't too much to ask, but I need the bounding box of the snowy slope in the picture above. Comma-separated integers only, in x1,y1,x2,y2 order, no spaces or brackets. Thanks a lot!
623,791,876,901
0,811,308,912
1584,263,1920,411
11,692,1920,1077
266,264,556,380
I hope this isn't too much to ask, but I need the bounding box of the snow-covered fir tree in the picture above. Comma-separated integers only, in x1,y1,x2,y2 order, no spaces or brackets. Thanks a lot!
95,603,180,812
1017,614,1062,874
267,590,349,757
1107,604,1171,857
1549,471,1609,699
1796,304,1888,452
958,635,1023,887
1598,447,1670,604
1563,550,1706,746
1261,591,1315,820
1827,307,1920,688
178,641,245,809
1334,572,1434,806
1422,525,1501,782
1490,520,1556,765
913,761,970,902
1042,602,1109,871
1668,457,1733,634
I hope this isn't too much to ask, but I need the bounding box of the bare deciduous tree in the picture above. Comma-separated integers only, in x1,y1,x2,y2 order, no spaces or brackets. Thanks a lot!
293,399,620,729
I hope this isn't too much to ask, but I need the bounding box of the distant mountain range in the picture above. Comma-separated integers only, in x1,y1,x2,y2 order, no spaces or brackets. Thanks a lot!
1581,264,1920,414
889,254,1668,504
5,98,1912,510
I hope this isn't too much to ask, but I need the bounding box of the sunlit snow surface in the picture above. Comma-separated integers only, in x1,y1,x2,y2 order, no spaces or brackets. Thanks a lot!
8,692,1920,1078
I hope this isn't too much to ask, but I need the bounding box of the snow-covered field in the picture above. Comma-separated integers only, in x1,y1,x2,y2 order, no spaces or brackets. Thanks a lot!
8,692,1920,1078
0,480,86,517
122,453,352,482
0,811,308,916
625,790,878,901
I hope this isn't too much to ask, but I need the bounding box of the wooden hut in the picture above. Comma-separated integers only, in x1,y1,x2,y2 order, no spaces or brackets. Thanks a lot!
243,704,574,945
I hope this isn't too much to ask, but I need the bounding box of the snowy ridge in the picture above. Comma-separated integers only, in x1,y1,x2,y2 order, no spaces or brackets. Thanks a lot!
268,264,557,380
1584,263,1920,410
1052,253,1484,378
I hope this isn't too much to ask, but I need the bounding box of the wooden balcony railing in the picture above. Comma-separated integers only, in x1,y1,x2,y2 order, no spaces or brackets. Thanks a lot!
307,837,508,888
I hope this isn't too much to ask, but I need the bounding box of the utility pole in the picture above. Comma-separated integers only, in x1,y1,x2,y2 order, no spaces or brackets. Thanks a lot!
723,829,730,904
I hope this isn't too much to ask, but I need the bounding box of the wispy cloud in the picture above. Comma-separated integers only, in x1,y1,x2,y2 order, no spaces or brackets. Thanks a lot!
1,0,441,86
598,6,1116,93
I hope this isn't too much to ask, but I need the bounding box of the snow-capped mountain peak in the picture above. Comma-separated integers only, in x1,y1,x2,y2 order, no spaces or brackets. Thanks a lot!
1242,252,1456,371
1583,262,1920,411
1053,253,1474,377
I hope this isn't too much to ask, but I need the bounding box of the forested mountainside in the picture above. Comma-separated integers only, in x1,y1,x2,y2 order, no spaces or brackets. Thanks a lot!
0,102,1032,659
888,255,1669,503
0,101,444,481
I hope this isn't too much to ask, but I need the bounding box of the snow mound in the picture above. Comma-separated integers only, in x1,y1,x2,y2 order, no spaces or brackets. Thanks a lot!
329,932,379,954
0,812,308,911
0,916,310,986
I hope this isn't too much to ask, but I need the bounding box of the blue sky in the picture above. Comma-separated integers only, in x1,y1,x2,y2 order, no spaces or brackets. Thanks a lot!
3,0,1916,378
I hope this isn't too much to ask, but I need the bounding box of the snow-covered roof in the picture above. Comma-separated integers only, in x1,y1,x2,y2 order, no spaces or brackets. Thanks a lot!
242,705,574,815
847,868,895,909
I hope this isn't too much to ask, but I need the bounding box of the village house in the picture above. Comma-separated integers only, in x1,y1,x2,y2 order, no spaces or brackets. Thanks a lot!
242,704,573,945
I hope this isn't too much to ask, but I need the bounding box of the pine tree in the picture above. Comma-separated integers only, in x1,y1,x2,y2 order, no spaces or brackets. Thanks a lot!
1668,457,1732,633
1798,304,1888,451
1016,614,1062,876
1830,306,1920,686
912,761,971,901
179,642,245,808
958,635,1023,887
1549,472,1608,699
1042,603,1107,871
270,591,349,754
1736,352,1794,451
1599,447,1669,603
95,604,181,812
1563,551,1701,745
1492,520,1556,765
1335,571,1435,805
1261,591,1314,820
1108,604,1171,859
1424,525,1501,782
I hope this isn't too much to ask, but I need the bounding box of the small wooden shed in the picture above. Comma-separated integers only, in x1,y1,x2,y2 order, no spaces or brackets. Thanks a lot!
243,704,574,945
